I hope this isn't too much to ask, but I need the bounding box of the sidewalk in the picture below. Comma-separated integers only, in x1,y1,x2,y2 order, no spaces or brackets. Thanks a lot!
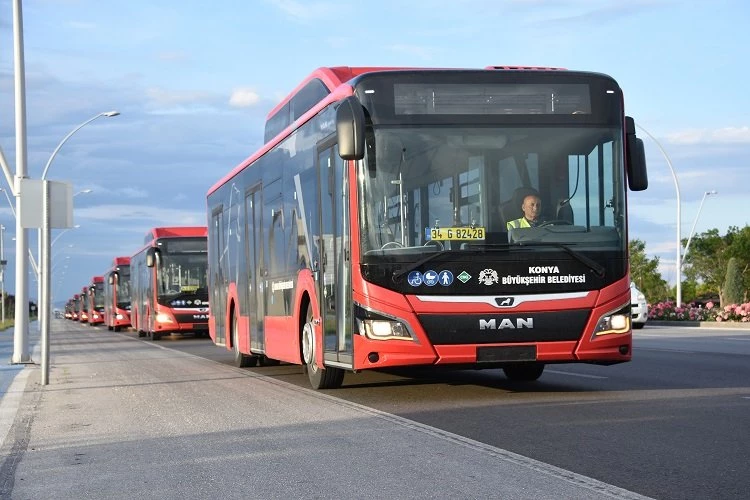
0,320,650,499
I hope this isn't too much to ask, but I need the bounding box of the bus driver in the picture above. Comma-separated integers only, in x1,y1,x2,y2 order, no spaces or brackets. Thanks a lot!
507,194,544,229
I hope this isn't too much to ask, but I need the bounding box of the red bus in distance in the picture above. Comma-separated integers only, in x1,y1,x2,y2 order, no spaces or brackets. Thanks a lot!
104,256,131,332
130,227,209,341
87,276,105,326
206,66,648,389
78,286,89,323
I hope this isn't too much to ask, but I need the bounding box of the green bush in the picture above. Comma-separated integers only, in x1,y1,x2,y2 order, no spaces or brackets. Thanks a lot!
724,257,745,305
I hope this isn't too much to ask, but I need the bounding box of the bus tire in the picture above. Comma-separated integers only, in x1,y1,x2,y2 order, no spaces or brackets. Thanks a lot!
503,363,545,382
138,331,146,338
301,305,344,390
232,311,257,368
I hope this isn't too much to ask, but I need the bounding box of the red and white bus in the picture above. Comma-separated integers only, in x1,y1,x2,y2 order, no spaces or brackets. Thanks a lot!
104,256,131,332
130,227,209,340
67,296,79,320
206,66,648,389
87,276,105,326
78,286,89,323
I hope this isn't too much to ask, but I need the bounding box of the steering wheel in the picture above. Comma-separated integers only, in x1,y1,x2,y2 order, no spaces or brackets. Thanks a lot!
538,220,573,227
423,240,444,250
381,241,404,250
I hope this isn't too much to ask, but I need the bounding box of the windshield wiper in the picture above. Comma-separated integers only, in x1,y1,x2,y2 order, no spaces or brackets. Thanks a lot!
518,242,606,278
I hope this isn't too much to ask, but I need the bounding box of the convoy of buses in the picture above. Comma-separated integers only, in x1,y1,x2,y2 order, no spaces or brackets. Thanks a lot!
63,65,648,390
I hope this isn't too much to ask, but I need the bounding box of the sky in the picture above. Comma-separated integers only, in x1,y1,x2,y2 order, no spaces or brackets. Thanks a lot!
0,0,748,305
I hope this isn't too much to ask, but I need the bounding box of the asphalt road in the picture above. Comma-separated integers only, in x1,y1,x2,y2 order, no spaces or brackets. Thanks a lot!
147,324,750,500
3,322,747,499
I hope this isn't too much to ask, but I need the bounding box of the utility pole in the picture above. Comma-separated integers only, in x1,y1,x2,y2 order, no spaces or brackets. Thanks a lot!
12,0,31,363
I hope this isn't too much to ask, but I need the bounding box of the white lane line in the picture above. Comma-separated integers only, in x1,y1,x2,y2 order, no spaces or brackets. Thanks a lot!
546,369,608,379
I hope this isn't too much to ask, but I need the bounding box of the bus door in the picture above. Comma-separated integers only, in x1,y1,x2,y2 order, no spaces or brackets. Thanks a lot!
245,186,265,352
316,141,353,366
212,208,227,344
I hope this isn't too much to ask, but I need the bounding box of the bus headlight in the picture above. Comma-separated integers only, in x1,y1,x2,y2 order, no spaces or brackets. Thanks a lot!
359,319,411,340
593,305,630,336
116,314,124,320
155,313,175,324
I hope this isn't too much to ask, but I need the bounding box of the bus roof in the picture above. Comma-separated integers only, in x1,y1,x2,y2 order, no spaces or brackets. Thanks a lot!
144,226,208,244
207,65,570,197
112,256,131,266
92,276,104,284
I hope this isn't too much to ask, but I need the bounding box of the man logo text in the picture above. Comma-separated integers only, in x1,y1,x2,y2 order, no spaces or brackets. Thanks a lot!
479,318,533,330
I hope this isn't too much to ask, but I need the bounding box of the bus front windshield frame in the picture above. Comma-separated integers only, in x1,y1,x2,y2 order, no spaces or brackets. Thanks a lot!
357,123,626,261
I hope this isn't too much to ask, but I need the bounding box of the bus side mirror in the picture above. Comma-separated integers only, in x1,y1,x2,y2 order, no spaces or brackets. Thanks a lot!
146,248,159,268
625,117,648,191
336,96,365,161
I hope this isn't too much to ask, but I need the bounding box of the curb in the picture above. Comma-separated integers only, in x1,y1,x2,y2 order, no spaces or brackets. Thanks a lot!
648,320,750,329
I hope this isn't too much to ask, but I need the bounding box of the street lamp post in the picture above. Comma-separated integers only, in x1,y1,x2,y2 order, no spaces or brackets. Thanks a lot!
682,190,718,267
37,191,89,307
38,111,118,383
1,224,5,324
636,124,683,306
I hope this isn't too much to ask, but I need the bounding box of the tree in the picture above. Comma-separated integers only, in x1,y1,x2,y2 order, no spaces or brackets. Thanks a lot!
682,226,750,306
723,257,744,305
629,239,669,302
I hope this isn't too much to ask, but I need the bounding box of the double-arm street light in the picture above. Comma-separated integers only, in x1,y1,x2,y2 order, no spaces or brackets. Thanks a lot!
635,124,684,306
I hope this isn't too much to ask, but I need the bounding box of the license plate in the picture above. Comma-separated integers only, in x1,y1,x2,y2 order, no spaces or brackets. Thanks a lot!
428,227,485,241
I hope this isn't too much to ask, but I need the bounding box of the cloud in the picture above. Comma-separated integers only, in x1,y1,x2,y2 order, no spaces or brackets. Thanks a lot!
666,127,750,145
265,0,339,22
229,88,261,108
145,87,214,107
118,187,149,199
74,203,205,226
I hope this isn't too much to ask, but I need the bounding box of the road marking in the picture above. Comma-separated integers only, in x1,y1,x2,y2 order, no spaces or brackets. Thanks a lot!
546,369,608,379
636,347,697,354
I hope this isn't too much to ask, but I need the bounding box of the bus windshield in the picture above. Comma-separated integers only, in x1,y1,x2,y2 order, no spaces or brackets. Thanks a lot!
358,124,625,259
94,283,105,308
157,253,208,300
117,265,131,307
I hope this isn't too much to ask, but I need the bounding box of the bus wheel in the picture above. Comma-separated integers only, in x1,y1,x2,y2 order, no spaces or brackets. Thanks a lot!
232,312,257,368
502,363,545,381
301,307,344,390
138,331,146,338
